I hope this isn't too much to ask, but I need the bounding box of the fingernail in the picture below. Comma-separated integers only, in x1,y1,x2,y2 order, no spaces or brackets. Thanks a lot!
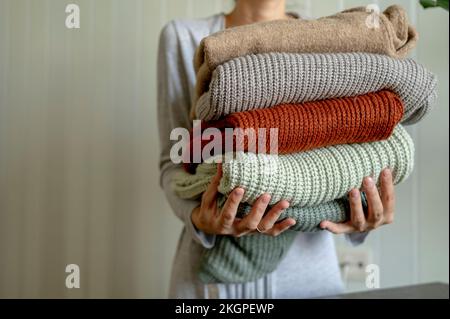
383,169,391,178
234,188,244,196
262,194,271,203
350,189,359,198
364,177,374,188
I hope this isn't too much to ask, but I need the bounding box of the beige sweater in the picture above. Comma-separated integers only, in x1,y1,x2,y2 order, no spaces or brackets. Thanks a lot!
192,5,418,118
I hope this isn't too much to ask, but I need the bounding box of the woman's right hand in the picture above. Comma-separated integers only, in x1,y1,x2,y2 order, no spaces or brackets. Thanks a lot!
191,164,296,237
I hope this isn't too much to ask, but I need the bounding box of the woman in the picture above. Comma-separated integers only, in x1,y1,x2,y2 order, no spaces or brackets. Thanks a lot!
157,0,395,299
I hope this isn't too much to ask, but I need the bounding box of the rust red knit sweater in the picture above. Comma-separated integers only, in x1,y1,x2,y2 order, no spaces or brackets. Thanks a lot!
183,90,404,173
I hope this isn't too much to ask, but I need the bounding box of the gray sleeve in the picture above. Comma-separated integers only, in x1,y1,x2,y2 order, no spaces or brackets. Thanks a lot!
157,21,215,249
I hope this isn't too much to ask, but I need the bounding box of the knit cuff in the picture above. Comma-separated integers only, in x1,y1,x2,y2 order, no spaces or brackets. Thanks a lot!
183,201,216,249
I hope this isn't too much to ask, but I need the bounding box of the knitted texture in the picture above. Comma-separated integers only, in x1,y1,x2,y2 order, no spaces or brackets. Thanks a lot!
195,53,437,123
171,172,354,283
200,231,297,283
183,90,404,173
199,195,366,283
172,165,350,230
237,199,349,232
173,164,217,200
173,125,414,206
221,125,413,206
172,169,349,283
172,170,367,283
192,5,418,116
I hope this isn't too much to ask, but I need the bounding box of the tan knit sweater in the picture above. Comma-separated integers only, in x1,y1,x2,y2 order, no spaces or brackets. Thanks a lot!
192,5,418,118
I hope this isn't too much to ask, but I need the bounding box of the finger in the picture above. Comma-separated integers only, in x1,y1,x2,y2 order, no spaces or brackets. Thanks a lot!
320,220,355,234
237,194,271,235
257,200,290,232
219,187,244,232
349,189,367,232
202,163,222,207
266,218,296,237
380,168,395,224
363,176,384,227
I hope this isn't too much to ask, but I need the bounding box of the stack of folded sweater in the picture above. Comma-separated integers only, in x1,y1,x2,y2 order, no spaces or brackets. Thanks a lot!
172,5,437,284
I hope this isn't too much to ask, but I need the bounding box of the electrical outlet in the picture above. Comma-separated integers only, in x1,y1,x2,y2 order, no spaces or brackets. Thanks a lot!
337,247,372,281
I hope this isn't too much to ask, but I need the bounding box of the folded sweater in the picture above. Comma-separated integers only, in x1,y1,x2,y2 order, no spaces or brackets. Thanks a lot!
200,193,371,283
195,53,437,122
200,231,298,283
173,167,355,283
184,90,404,173
192,5,418,116
173,125,414,207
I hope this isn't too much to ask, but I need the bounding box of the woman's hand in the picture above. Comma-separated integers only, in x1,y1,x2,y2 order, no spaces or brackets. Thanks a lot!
191,164,296,237
320,168,395,234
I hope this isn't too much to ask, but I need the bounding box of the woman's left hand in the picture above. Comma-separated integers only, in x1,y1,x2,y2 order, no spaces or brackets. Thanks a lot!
320,168,395,234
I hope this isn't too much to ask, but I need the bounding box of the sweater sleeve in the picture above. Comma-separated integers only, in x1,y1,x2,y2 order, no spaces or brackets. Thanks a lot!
157,21,215,249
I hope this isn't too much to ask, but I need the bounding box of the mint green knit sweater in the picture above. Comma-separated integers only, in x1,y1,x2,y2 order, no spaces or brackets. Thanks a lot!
219,126,413,206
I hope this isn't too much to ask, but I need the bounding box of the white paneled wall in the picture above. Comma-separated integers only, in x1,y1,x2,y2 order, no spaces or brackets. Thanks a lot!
0,0,448,298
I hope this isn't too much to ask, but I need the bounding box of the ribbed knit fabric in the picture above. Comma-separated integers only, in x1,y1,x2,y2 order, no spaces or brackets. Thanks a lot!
195,53,437,123
221,125,413,206
172,168,351,283
173,164,217,200
174,126,413,282
172,168,367,283
234,197,354,232
183,90,404,173
193,5,418,115
173,125,414,207
199,196,362,283
172,163,351,229
200,231,298,283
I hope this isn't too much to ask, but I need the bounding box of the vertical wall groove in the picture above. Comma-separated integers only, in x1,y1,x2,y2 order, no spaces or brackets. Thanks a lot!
408,0,420,284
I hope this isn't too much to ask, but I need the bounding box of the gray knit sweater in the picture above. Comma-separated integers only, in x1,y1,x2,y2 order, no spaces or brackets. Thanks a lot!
158,13,368,299
195,53,437,122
